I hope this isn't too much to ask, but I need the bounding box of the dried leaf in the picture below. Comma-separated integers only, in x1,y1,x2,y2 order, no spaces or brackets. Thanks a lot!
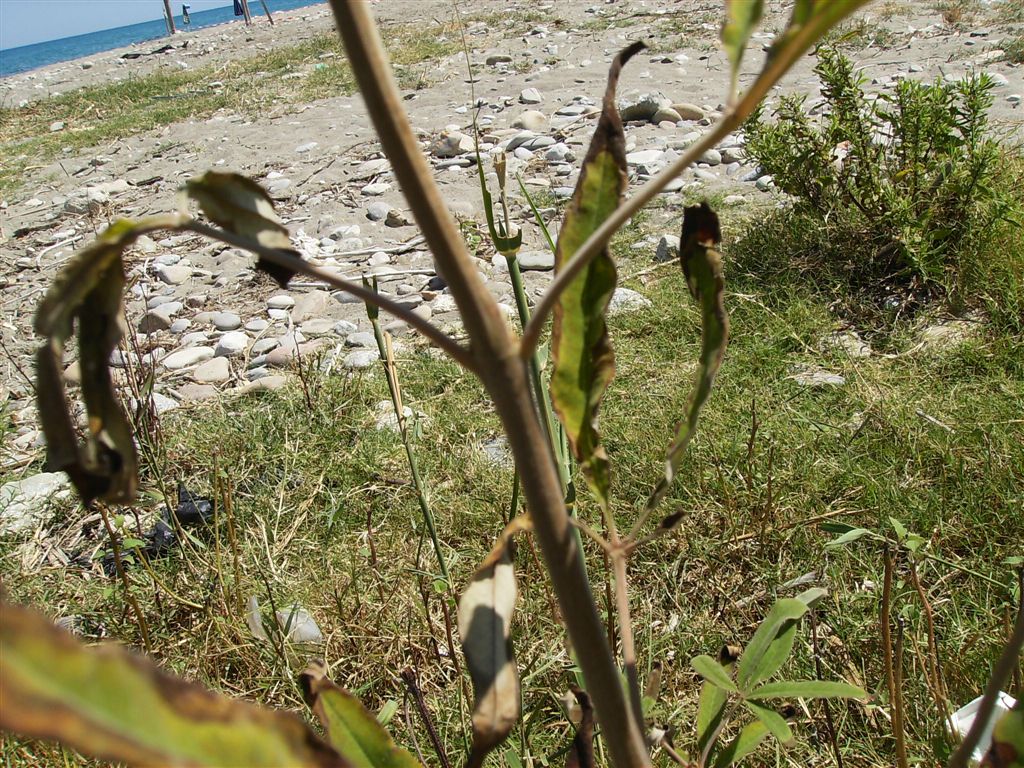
458,516,531,768
299,663,419,768
550,41,644,509
645,202,729,513
34,219,150,504
564,688,595,768
184,171,300,286
0,598,346,767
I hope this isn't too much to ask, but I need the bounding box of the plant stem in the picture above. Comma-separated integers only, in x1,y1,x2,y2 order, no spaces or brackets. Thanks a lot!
327,3,651,764
881,545,908,768
97,504,153,654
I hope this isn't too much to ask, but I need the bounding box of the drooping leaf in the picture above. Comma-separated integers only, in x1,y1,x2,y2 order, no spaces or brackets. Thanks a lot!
721,0,764,96
0,598,346,767
746,680,866,701
299,663,419,768
184,171,300,286
711,720,770,768
550,41,644,510
690,654,738,693
696,645,740,758
824,527,873,548
564,687,595,768
645,202,729,514
742,701,794,747
477,152,522,255
458,516,532,768
33,218,169,504
983,700,1024,767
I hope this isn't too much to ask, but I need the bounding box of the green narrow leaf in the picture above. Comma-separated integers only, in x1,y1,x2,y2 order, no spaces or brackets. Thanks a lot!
34,218,162,505
711,720,770,768
721,0,764,96
550,41,644,510
766,0,871,74
300,663,418,768
889,517,908,541
645,202,729,513
742,701,794,747
824,527,873,549
458,517,531,768
0,598,346,767
184,171,301,286
696,646,739,758
747,680,866,701
690,655,738,693
477,151,522,255
736,598,809,691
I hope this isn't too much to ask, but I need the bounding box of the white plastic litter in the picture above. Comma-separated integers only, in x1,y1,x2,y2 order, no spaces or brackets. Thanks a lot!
950,691,1017,763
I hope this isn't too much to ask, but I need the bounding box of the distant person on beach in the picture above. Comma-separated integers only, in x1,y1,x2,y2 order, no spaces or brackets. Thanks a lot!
234,0,244,16
182,4,191,26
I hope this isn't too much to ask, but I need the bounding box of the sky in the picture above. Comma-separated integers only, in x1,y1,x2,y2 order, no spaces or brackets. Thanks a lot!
0,0,233,50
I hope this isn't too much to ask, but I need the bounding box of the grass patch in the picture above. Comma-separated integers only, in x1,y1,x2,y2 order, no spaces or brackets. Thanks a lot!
2,194,1021,765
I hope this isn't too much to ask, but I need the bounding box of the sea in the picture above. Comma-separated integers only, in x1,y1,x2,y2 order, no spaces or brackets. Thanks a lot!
0,0,326,79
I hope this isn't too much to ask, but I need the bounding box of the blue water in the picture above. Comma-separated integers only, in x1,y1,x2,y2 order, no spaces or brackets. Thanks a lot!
0,0,325,78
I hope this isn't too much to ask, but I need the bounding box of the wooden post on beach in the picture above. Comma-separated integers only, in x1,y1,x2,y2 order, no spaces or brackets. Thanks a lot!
162,0,176,34
240,0,253,25
258,0,275,26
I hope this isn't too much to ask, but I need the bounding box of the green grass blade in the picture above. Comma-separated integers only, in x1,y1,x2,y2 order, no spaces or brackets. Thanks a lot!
549,41,644,509
746,680,866,701
0,599,346,767
300,664,419,768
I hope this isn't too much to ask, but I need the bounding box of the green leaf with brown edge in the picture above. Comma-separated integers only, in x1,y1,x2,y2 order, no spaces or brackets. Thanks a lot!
564,687,595,768
184,171,301,287
742,701,794,747
458,516,532,768
737,589,828,693
34,217,179,504
711,720,770,768
299,662,419,768
0,597,347,768
644,202,729,514
696,645,740,759
721,0,764,96
549,40,644,510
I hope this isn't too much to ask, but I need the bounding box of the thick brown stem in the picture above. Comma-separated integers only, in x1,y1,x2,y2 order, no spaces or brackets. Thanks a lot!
327,2,650,765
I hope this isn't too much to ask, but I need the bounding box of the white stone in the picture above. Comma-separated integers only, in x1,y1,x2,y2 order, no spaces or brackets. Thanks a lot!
520,87,543,104
267,294,295,310
215,331,249,357
608,287,652,316
193,356,231,383
0,473,73,533
162,346,215,370
344,350,379,369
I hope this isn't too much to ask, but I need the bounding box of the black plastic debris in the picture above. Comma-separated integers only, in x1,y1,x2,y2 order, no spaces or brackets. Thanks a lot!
96,483,214,576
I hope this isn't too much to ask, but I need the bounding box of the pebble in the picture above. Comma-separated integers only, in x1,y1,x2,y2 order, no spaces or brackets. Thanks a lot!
298,318,336,336
0,473,73,534
215,331,248,357
385,209,411,227
619,92,671,122
291,290,331,323
169,319,191,334
431,131,474,158
251,338,279,355
212,312,241,331
193,356,231,383
608,287,652,316
344,350,379,369
655,235,678,263
295,142,319,153
517,251,555,271
520,87,543,104
486,54,513,65
722,194,746,206
755,174,775,191
178,383,220,402
267,295,295,310
512,110,548,131
699,149,722,166
162,346,215,370
361,183,391,196
138,309,172,333
156,264,192,285
334,320,358,335
366,201,391,221
791,368,846,387
651,106,682,123
246,318,270,332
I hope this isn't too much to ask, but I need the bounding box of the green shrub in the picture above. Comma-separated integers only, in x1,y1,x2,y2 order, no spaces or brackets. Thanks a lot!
743,46,1011,301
